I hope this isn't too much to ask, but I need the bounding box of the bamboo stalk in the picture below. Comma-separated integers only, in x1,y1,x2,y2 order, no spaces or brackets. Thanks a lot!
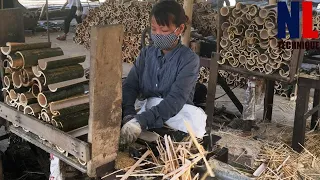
0,42,51,55
21,68,35,87
38,55,86,70
3,75,13,89
24,103,42,116
32,66,42,77
49,94,89,115
51,110,89,132
19,92,37,106
12,71,22,88
43,64,84,85
16,47,64,68
37,84,85,107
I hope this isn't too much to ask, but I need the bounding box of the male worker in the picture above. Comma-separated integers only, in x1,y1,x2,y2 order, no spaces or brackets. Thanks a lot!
57,0,82,41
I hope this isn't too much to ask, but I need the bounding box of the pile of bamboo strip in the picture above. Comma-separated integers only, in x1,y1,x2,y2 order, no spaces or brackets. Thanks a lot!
218,3,292,77
103,121,214,180
74,0,218,63
1,42,89,165
313,10,320,32
253,141,320,179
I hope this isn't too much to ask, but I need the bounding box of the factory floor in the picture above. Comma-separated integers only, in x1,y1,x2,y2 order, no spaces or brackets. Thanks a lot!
0,31,318,179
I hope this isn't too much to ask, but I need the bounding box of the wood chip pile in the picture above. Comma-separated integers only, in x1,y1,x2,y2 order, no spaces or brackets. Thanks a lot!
103,122,215,180
1,42,89,165
253,141,320,179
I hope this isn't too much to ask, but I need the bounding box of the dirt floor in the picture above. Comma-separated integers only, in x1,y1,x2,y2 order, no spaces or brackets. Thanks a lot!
0,30,319,179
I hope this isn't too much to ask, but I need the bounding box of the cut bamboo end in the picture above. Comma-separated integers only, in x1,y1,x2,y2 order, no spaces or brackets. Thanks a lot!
31,83,40,98
269,38,278,49
0,47,10,55
24,103,42,116
239,55,246,64
49,94,89,114
235,2,245,10
12,71,22,88
220,6,230,16
32,66,42,78
265,21,275,29
41,111,52,122
259,54,269,64
7,54,24,69
259,9,268,19
259,29,269,40
9,89,19,101
38,93,48,108
19,92,37,107
249,5,258,16
4,75,12,89
232,9,241,18
255,17,264,26
48,77,88,92
17,104,24,112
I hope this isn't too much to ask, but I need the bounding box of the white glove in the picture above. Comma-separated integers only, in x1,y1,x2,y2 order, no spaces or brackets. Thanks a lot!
76,10,82,16
120,118,142,145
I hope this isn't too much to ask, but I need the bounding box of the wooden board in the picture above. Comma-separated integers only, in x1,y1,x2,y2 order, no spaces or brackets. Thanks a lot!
87,24,124,177
0,8,25,46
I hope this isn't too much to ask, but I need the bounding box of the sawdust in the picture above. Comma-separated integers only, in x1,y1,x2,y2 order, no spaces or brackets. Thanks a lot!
115,151,136,170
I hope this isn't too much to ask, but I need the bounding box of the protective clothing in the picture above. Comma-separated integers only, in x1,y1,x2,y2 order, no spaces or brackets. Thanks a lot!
120,118,142,145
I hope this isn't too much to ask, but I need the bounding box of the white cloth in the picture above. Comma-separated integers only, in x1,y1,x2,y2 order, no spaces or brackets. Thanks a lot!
137,97,207,138
49,154,63,180
67,0,81,8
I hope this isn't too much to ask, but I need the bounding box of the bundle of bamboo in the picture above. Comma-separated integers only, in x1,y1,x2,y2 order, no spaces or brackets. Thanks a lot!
74,0,218,63
103,122,215,180
1,42,89,164
218,3,292,78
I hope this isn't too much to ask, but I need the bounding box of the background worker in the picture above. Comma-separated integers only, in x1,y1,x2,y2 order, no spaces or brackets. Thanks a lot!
121,0,207,145
57,0,82,41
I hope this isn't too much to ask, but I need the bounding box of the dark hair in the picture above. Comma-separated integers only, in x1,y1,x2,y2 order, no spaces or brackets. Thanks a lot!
150,0,189,30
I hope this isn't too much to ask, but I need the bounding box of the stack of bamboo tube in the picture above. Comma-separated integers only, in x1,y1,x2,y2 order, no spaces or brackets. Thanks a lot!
313,10,320,31
218,3,292,78
74,0,218,63
1,42,88,164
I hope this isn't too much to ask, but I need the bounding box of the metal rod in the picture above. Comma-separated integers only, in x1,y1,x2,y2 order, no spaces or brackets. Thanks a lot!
46,0,50,42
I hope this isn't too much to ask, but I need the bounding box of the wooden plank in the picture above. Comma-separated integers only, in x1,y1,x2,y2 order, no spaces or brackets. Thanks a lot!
87,24,124,177
263,80,275,122
292,85,310,152
299,77,320,89
9,126,87,173
0,8,25,46
311,89,320,130
0,102,90,161
182,0,194,47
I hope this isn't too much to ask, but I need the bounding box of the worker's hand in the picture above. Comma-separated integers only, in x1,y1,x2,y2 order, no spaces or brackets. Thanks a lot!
120,118,142,145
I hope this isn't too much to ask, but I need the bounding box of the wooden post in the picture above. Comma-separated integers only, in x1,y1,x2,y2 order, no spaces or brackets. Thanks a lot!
182,0,194,47
87,24,124,177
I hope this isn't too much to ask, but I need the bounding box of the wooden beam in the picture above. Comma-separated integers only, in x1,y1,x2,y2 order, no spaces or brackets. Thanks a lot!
87,24,124,177
182,0,194,47
263,80,275,122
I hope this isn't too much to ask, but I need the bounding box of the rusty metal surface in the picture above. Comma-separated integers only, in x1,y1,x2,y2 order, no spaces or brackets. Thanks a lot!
0,102,90,162
9,126,87,173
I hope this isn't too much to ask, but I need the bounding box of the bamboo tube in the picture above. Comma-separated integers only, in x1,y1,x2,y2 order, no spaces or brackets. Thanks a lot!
3,59,10,68
265,20,275,29
279,67,290,77
38,84,85,108
17,104,24,112
49,94,89,116
259,29,269,40
228,57,239,67
269,38,278,49
268,29,277,37
7,54,24,69
221,22,230,31
249,5,258,16
21,68,35,87
220,39,230,49
16,47,64,68
220,6,230,17
217,58,226,65
43,64,84,85
19,92,37,107
9,89,20,102
223,30,229,39
52,110,89,132
241,5,249,14
265,64,273,74
24,103,42,116
232,8,241,18
245,63,255,71
0,42,51,55
259,8,268,19
3,75,13,89
32,66,42,77
255,17,265,26
245,29,254,37
38,55,86,71
12,71,22,88
32,83,41,97
32,77,46,93
238,55,246,64
41,111,52,122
